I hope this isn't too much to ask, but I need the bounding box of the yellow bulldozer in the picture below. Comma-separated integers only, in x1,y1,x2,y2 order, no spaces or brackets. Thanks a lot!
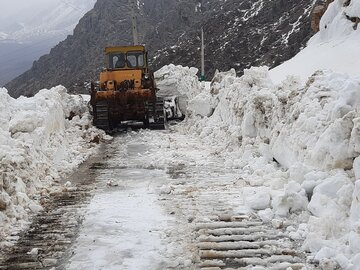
90,45,165,130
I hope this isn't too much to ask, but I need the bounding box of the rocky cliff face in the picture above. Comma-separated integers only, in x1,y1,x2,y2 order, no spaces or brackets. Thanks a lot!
6,0,317,97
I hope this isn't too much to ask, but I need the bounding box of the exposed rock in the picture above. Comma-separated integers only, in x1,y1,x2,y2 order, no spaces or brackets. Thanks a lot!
311,5,327,32
311,0,334,33
0,198,7,211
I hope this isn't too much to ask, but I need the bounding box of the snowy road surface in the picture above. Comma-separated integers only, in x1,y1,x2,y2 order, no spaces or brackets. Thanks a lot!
67,168,172,270
0,129,316,269
66,129,314,269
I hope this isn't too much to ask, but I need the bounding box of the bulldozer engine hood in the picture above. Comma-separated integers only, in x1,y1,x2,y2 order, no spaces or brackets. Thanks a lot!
100,70,142,90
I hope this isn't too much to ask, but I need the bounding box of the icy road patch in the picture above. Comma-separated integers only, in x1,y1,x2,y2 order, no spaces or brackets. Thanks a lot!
67,184,170,269
66,144,174,270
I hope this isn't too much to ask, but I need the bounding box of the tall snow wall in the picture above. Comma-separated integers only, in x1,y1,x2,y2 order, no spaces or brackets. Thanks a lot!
0,86,105,250
185,64,360,268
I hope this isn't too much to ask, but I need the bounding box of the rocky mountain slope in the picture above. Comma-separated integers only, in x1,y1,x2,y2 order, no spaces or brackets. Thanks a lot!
6,0,317,97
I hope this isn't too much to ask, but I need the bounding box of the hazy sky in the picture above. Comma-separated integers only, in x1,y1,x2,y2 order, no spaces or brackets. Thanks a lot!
0,0,95,34
0,0,62,30
0,0,60,16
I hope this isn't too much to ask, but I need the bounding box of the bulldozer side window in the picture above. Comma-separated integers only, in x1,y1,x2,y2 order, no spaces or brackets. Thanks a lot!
127,51,144,68
138,54,144,66
127,55,137,68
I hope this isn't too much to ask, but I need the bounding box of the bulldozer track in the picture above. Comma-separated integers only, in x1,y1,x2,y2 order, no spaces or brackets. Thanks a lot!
146,98,165,130
94,101,110,130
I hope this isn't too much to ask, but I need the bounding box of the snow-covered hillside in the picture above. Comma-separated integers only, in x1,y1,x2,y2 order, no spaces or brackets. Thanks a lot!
270,0,360,83
0,86,108,251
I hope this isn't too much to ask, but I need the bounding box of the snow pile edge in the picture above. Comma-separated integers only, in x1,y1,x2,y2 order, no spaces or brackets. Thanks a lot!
0,86,107,250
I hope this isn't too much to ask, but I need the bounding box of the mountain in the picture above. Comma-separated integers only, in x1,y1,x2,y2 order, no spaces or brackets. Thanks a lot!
0,42,51,87
5,0,317,98
0,0,96,86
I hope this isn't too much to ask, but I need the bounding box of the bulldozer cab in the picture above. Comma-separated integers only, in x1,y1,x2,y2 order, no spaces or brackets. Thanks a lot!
105,45,148,73
98,45,154,92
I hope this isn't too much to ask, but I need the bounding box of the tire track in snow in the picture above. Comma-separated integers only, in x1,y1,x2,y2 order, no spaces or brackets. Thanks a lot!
154,131,318,269
0,188,94,270
0,146,107,270
195,216,307,269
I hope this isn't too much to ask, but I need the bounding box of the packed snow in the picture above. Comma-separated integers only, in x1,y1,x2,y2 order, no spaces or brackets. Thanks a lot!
66,145,176,270
0,86,107,251
67,171,172,270
155,64,201,115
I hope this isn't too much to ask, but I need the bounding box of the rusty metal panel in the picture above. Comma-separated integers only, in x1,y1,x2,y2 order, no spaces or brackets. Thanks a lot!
104,45,145,54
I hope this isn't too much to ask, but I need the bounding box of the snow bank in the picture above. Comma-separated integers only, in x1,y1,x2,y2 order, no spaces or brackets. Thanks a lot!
154,64,201,114
0,86,106,249
270,0,360,84
155,64,360,267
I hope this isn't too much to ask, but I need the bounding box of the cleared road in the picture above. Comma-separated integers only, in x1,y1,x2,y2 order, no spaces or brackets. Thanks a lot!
0,129,315,269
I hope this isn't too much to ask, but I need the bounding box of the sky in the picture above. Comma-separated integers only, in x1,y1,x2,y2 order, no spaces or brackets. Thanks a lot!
0,0,60,18
0,0,92,34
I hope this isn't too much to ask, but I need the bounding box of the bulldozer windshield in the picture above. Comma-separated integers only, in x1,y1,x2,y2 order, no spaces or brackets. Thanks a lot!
109,53,126,69
108,51,145,69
